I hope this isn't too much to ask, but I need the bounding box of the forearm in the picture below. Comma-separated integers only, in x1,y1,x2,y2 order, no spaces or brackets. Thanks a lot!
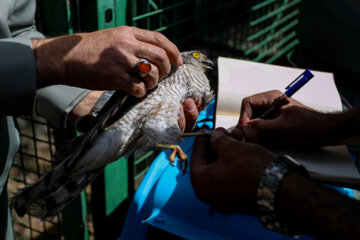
32,36,80,88
326,107,360,144
276,172,360,239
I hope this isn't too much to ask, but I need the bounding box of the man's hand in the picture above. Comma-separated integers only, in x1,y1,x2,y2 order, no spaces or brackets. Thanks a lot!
32,26,182,97
231,90,334,147
191,128,360,239
190,128,276,214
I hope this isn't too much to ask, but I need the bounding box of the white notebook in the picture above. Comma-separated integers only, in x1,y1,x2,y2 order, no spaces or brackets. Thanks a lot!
216,57,360,189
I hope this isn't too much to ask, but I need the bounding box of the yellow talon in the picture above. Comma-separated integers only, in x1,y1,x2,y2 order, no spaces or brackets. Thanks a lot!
156,144,188,175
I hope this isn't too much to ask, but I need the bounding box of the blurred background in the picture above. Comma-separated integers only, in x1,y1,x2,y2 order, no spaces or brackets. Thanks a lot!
9,0,306,239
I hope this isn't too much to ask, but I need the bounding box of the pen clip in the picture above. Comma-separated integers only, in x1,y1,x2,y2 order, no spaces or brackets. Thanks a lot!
285,72,305,90
285,69,314,90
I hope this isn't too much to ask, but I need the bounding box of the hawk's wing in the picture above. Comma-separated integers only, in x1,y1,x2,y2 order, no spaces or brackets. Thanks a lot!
11,90,137,218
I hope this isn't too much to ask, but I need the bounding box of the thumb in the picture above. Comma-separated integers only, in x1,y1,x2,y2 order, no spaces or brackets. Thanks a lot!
210,128,236,158
191,133,212,170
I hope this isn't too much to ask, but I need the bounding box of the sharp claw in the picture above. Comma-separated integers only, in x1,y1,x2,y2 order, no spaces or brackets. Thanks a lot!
179,158,183,170
169,160,175,167
182,159,188,175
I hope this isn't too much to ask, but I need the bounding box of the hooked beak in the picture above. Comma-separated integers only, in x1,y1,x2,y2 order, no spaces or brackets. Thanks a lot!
203,58,213,70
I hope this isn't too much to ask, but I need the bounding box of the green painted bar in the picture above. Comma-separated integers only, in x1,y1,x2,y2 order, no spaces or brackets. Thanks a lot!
65,0,74,34
153,15,195,32
253,30,297,61
250,0,301,26
134,151,155,165
266,39,300,63
247,9,300,41
96,0,115,29
131,0,137,26
115,0,127,26
132,0,193,21
251,0,277,11
104,157,129,216
80,192,90,240
134,166,151,181
245,19,298,56
149,0,159,10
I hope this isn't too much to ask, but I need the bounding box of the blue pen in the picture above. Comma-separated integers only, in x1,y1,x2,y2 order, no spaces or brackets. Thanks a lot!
260,69,314,119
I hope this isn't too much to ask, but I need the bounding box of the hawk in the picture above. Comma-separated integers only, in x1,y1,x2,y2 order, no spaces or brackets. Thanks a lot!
11,50,214,219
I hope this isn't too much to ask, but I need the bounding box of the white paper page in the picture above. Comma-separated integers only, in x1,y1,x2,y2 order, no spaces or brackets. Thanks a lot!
216,57,342,129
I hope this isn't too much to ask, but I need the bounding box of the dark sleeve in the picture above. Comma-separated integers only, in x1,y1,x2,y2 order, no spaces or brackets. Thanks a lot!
0,38,36,116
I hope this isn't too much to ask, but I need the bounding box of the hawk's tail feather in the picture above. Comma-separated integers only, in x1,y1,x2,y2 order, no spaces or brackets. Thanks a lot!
52,135,87,167
11,164,101,219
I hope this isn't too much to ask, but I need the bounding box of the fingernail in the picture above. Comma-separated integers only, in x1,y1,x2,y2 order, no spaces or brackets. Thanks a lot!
178,55,183,65
211,130,225,142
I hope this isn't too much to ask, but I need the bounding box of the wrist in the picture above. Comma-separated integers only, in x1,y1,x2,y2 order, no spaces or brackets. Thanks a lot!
32,38,64,88
257,155,308,235
68,91,105,123
324,109,360,144
274,171,311,233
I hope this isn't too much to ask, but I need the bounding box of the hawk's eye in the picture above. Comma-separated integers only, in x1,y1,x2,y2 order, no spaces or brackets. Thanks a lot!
192,52,200,58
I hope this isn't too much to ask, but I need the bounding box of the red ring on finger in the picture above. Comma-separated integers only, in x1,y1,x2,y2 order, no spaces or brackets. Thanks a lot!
136,58,152,77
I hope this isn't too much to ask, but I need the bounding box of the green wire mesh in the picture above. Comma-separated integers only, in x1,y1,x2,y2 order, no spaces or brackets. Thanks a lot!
9,117,63,240
129,0,302,63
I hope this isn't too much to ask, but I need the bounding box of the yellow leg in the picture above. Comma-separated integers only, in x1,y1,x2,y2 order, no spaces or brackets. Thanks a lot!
156,144,188,175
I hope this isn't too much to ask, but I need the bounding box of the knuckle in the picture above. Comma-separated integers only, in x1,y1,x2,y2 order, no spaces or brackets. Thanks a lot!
155,48,167,61
242,97,250,104
270,89,282,95
116,37,133,48
117,25,132,34
154,32,168,43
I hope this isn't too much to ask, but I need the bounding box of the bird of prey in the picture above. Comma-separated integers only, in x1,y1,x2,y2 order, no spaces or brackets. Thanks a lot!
11,50,214,219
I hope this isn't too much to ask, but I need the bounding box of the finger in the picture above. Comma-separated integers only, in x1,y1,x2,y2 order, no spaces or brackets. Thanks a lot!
210,128,238,158
240,90,284,122
119,73,146,97
239,100,252,126
183,98,199,132
190,132,218,198
195,98,203,110
190,133,212,170
178,105,186,132
230,127,245,141
129,55,160,90
133,28,182,66
241,118,283,144
134,42,171,81
249,118,281,134
141,63,159,90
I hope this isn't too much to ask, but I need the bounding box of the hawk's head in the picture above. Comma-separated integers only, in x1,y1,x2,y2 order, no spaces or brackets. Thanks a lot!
181,51,213,72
